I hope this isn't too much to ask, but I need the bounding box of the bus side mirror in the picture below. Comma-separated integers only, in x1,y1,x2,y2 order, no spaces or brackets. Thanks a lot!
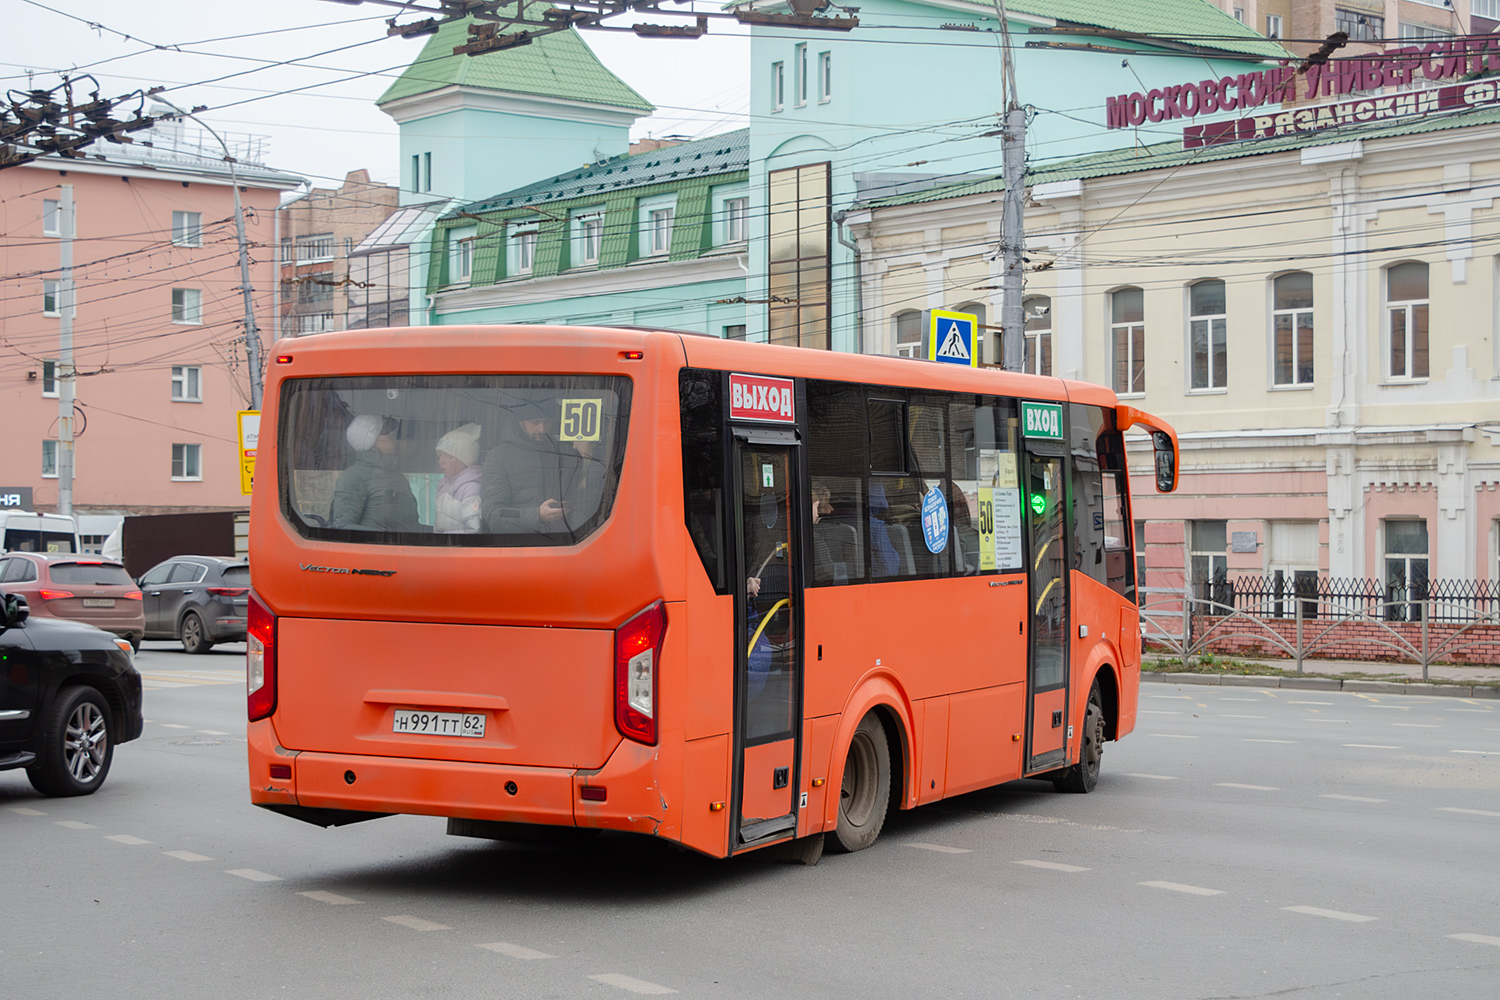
1151,430,1177,493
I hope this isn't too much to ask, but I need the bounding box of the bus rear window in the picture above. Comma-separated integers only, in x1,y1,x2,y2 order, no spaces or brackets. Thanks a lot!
279,375,631,547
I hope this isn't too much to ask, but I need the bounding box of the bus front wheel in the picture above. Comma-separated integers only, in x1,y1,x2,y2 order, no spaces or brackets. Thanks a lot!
830,713,890,852
1053,682,1105,794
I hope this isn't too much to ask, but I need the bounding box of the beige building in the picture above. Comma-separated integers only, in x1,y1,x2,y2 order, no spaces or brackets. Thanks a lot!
850,105,1500,610
1203,0,1498,49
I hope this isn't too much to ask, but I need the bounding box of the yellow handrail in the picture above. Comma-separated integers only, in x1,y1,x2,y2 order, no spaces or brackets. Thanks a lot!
746,598,790,657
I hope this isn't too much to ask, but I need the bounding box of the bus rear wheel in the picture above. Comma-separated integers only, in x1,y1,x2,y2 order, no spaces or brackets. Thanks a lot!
1054,682,1105,794
830,713,890,853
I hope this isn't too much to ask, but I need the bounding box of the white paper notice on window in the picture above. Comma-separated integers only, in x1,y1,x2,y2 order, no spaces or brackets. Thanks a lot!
994,488,1023,569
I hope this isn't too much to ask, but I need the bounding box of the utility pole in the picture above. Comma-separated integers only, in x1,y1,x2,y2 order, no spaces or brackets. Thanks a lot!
993,0,1026,372
58,185,75,518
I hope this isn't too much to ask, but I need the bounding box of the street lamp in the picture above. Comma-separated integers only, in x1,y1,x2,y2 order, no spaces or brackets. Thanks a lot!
153,98,263,411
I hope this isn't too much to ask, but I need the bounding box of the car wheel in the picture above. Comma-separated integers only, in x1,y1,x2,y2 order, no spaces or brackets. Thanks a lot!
129,635,141,653
180,611,213,654
1053,682,1105,794
27,686,114,797
829,713,891,853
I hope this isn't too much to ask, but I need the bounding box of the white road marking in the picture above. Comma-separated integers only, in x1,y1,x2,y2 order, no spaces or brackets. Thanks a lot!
1014,860,1090,872
1140,881,1224,896
1344,744,1401,749
162,850,213,862
1243,739,1298,744
54,820,95,830
225,869,282,882
141,681,190,689
1451,750,1499,756
1215,783,1279,791
382,915,450,932
10,807,46,816
1141,710,1185,715
106,834,152,845
907,842,971,854
1219,715,1265,719
1148,694,1194,700
1437,807,1500,817
1365,706,1409,711
587,973,677,995
158,724,191,729
1394,723,1439,728
477,942,555,960
1289,701,1333,705
299,890,364,905
1448,933,1500,948
1148,734,1198,739
197,730,229,736
1320,795,1387,803
1448,709,1494,713
1126,773,1178,780
1283,906,1377,923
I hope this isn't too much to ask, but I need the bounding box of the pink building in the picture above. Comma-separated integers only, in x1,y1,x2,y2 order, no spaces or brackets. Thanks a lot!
0,115,303,535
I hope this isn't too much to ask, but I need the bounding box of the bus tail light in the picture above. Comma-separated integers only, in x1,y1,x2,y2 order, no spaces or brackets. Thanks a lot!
247,593,278,721
614,601,666,746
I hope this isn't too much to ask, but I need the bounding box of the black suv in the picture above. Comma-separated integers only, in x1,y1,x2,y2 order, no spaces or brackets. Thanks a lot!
0,591,144,796
138,555,250,653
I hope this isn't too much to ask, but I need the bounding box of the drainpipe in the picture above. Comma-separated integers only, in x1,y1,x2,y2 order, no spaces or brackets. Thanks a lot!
832,210,863,354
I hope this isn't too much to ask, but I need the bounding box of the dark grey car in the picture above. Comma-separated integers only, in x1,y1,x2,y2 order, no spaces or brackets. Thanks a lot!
138,555,250,653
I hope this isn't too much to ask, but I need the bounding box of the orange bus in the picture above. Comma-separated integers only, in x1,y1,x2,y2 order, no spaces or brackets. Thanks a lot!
246,326,1178,860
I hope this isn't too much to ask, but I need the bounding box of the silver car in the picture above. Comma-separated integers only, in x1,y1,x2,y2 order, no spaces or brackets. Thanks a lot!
138,555,250,653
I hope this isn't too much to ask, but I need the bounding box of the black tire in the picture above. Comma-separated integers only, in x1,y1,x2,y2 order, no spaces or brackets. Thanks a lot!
1054,682,1105,794
180,611,213,654
128,635,141,653
829,713,891,853
27,686,114,797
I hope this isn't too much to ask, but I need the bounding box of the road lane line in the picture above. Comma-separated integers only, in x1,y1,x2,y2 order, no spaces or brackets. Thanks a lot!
54,820,95,830
106,834,152,845
1343,744,1401,749
158,724,191,729
478,942,555,960
1214,783,1279,791
1320,795,1387,803
299,890,363,905
197,730,229,736
1243,739,1298,743
225,869,282,882
1437,807,1500,817
1283,906,1377,923
162,850,213,862
587,973,677,994
1448,709,1494,713
1448,933,1500,948
1126,773,1178,780
1148,695,1194,700
1014,860,1090,872
1140,881,1223,896
10,807,46,816
382,915,450,932
1451,750,1499,756
907,842,971,854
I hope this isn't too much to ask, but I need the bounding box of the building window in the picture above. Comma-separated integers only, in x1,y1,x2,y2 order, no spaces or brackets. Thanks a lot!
895,310,923,358
171,443,202,481
1232,7,1244,22
43,198,60,237
280,237,293,266
953,302,988,364
1272,271,1314,386
512,225,537,275
424,152,432,193
1023,296,1051,376
1134,519,1146,592
1111,287,1145,395
725,197,749,243
41,359,58,397
448,225,477,283
171,288,202,325
1477,0,1500,19
1384,519,1429,622
171,365,201,402
1334,8,1384,41
1266,14,1282,38
294,313,336,335
1191,520,1229,610
724,324,747,340
298,274,333,305
42,439,59,478
172,210,202,247
648,207,675,255
772,62,785,112
411,154,420,193
296,233,334,262
1189,279,1227,390
577,214,603,264
1387,261,1429,380
1400,22,1453,41
43,279,61,316
795,43,808,106
818,51,832,102
767,162,831,350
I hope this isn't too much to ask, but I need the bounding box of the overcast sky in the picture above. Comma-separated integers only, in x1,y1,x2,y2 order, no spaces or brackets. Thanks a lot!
11,0,750,193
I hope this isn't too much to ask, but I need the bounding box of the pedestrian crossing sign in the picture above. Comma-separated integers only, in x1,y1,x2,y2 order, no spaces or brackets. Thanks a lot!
928,309,978,367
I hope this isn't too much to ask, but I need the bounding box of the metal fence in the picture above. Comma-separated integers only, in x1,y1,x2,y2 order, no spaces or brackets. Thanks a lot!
1214,575,1500,624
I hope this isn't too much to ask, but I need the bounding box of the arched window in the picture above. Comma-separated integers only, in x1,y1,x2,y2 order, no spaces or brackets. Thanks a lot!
1272,272,1314,386
954,302,987,363
1110,287,1144,394
894,310,922,358
1189,279,1227,390
1387,261,1428,379
1022,295,1051,376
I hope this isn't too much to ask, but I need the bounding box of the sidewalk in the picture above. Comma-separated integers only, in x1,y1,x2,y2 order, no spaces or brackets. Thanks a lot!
1143,655,1500,698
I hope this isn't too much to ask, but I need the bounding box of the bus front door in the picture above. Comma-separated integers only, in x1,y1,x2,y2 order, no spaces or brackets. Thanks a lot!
1023,441,1070,773
731,433,803,852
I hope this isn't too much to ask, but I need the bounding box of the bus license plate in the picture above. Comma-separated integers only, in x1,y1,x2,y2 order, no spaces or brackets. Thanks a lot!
392,710,485,738
82,598,115,608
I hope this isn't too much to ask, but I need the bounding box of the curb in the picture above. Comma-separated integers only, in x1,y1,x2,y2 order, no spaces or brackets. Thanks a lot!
1142,671,1499,699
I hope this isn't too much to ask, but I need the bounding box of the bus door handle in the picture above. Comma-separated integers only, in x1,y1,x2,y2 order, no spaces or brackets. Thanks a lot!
364,689,511,712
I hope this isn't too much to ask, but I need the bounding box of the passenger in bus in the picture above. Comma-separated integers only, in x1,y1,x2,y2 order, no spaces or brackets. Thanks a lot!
330,414,421,532
480,401,571,533
867,482,903,577
809,483,847,584
433,423,483,533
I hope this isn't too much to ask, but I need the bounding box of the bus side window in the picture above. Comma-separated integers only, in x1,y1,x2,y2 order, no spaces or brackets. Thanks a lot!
680,369,728,594
807,382,870,586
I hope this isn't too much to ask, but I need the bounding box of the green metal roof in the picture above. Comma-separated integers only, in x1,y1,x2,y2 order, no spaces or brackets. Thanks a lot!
1005,0,1288,60
377,16,654,113
856,105,1500,210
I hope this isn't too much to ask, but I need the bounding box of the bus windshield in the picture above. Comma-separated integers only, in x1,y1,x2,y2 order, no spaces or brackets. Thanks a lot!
278,374,631,547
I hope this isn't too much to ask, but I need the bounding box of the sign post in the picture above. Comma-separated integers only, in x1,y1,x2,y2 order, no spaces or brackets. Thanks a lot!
237,411,260,496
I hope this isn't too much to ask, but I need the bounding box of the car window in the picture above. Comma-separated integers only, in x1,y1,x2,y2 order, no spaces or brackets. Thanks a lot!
140,563,174,586
221,565,250,586
4,558,39,584
48,562,134,586
0,559,12,583
167,563,206,584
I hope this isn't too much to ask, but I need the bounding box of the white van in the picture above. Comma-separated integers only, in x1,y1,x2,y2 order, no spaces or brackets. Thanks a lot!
0,511,81,554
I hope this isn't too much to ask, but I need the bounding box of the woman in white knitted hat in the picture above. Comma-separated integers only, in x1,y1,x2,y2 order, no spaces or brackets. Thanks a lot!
434,423,483,533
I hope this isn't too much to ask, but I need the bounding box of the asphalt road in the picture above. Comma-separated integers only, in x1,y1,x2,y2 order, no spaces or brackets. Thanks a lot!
3,646,1499,999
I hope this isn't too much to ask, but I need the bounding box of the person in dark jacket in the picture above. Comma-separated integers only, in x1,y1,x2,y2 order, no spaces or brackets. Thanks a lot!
480,402,567,535
329,414,420,532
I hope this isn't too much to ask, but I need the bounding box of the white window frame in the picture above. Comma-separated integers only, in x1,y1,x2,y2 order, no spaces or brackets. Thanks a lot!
171,287,202,325
1271,272,1315,388
726,198,749,243
572,210,604,266
1386,261,1429,382
448,224,478,283
1400,22,1453,40
43,279,61,317
639,195,677,257
296,233,335,262
795,43,808,107
772,62,785,112
42,439,59,479
1022,296,1051,377
1265,14,1282,39
1188,279,1228,392
1110,287,1145,397
1477,0,1500,20
171,365,202,402
509,222,539,276
41,359,58,398
894,310,923,358
43,198,60,237
172,210,202,247
280,237,293,267
1382,518,1430,622
171,443,203,482
818,51,832,103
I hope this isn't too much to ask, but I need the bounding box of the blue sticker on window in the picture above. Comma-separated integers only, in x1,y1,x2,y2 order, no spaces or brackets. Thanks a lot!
920,487,949,554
